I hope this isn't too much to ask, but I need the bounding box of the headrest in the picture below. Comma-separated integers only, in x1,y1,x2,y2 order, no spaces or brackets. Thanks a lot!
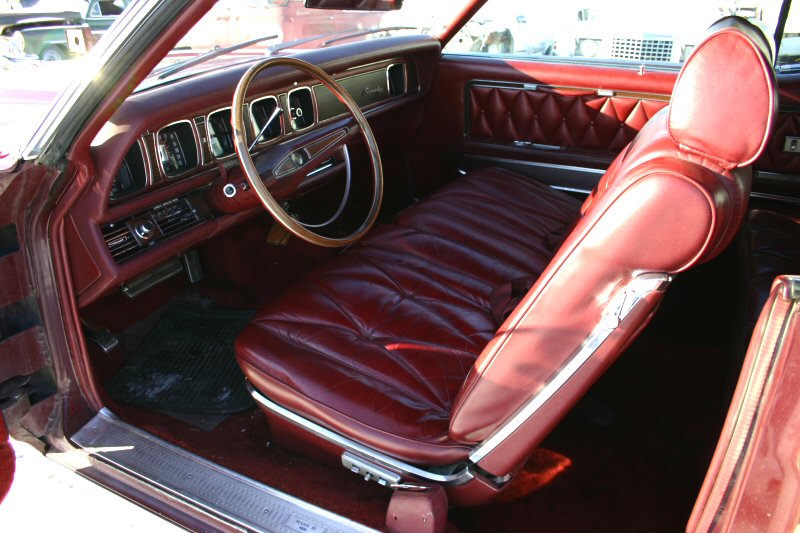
668,16,776,169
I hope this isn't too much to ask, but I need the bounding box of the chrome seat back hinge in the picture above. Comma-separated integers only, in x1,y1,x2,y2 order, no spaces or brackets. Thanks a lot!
342,452,430,491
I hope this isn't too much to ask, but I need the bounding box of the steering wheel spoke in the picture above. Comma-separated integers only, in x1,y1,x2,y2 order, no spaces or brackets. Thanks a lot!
232,57,382,248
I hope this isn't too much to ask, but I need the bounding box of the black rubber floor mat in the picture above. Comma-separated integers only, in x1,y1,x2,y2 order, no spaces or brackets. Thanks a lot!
106,302,254,414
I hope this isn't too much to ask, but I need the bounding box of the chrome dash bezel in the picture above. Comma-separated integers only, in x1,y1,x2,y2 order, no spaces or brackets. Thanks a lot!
286,86,316,133
206,106,237,161
155,118,201,180
248,95,283,147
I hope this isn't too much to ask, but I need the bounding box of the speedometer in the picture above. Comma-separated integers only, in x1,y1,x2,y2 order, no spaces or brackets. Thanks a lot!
157,121,199,178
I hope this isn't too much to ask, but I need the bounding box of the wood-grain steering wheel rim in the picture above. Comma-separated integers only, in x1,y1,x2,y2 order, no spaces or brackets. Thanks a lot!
232,57,383,247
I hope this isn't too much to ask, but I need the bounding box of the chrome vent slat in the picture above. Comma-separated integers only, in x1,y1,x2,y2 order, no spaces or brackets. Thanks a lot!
153,199,200,238
101,195,209,264
158,221,198,237
102,224,143,262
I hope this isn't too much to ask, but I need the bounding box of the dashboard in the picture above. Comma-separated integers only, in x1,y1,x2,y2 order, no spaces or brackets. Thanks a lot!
109,62,413,204
68,35,442,307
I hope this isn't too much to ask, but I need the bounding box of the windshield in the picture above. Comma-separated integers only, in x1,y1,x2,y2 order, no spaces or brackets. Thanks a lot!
0,0,468,164
141,0,470,87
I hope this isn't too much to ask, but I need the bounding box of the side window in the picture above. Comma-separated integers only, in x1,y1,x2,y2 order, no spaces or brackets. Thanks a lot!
444,0,783,66
778,1,800,69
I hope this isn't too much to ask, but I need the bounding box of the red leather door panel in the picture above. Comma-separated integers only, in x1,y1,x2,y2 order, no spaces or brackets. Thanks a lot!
753,74,800,198
414,54,800,200
467,82,669,156
412,55,677,193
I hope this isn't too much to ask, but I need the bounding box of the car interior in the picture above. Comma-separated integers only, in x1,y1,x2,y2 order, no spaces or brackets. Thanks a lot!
21,2,800,530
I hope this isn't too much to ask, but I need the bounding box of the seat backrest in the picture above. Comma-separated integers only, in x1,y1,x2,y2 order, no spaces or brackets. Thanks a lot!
449,16,777,476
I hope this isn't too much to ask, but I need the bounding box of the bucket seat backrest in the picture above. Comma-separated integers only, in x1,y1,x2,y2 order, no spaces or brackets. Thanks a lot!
451,17,777,476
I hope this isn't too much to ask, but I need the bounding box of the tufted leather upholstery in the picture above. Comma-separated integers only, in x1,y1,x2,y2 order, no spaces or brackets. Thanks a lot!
746,210,800,332
237,168,581,465
469,85,669,153
236,17,776,502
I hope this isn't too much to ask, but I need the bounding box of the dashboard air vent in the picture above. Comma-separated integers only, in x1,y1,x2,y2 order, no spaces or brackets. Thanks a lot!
153,198,200,239
102,223,141,263
102,192,211,264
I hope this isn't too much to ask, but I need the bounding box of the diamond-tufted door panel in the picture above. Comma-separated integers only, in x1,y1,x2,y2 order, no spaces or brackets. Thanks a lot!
410,54,678,194
467,83,669,154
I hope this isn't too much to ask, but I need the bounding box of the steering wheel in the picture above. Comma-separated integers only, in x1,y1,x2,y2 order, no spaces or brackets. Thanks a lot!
232,57,383,247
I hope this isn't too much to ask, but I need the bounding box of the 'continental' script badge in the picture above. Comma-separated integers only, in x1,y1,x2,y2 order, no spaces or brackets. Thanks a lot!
362,85,386,97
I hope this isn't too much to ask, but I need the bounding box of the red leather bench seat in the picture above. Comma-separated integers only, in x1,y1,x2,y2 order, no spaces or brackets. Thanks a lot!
236,167,582,465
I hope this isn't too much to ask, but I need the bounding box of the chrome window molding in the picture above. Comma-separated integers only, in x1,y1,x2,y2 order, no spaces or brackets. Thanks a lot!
442,50,685,74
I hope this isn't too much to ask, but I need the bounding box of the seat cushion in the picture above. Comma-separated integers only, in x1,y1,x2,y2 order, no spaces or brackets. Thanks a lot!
236,167,582,465
747,209,800,330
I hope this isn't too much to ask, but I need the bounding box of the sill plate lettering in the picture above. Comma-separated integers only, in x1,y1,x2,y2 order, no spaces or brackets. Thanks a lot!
285,514,326,533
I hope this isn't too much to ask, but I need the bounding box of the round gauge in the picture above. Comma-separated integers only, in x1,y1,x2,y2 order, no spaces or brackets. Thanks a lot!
157,121,198,178
207,109,234,158
110,142,147,201
288,87,314,131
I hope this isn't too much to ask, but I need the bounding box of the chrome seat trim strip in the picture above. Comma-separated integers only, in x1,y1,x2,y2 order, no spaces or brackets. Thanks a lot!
468,273,671,464
249,386,475,486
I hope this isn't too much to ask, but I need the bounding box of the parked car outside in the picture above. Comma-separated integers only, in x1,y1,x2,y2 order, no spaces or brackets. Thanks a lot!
444,0,557,55
0,0,130,61
0,33,37,63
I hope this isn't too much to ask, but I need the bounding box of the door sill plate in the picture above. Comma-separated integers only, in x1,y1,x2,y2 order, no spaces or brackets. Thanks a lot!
72,408,376,532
